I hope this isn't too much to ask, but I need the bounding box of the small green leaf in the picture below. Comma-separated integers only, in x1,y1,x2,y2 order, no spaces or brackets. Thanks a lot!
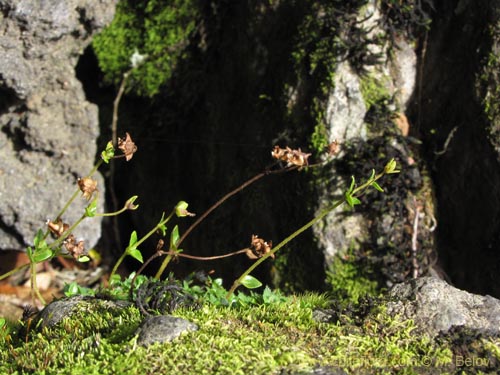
384,158,400,174
351,196,361,205
371,181,384,192
85,198,98,217
101,141,115,163
77,255,90,263
26,246,33,261
64,282,80,297
109,274,122,286
345,193,361,208
33,229,46,249
33,248,53,263
348,176,356,194
128,248,143,263
170,225,180,249
158,223,167,236
128,231,138,247
0,317,5,329
369,169,376,180
240,275,262,289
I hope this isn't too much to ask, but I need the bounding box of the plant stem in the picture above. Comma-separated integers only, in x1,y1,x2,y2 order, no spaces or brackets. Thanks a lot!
153,165,297,280
112,210,175,280
0,263,30,281
226,170,388,299
226,200,344,299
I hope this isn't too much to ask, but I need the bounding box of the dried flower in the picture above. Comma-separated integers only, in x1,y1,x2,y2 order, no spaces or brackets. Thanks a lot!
47,219,69,238
124,196,139,210
118,132,137,161
246,234,274,259
64,234,85,260
78,177,97,200
271,145,311,167
327,140,340,156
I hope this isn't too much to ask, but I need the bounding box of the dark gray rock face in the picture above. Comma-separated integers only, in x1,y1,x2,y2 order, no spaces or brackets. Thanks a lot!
386,277,500,338
0,1,116,251
136,315,198,346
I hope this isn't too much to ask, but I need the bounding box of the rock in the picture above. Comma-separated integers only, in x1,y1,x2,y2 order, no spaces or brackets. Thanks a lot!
135,315,198,346
0,0,116,252
35,295,131,329
386,277,500,338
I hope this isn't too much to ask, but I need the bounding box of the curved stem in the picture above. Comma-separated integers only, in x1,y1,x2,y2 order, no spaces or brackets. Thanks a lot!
0,263,30,281
226,199,345,299
227,169,389,299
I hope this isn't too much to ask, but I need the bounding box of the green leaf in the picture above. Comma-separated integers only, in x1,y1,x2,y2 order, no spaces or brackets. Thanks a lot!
384,158,400,174
128,248,143,263
77,255,90,263
371,181,384,192
345,193,361,208
101,141,115,163
240,275,262,289
351,196,361,205
85,198,98,217
33,248,54,263
64,282,80,297
26,246,33,262
158,223,167,236
170,225,180,249
33,229,46,249
348,176,356,194
128,231,138,247
369,169,376,180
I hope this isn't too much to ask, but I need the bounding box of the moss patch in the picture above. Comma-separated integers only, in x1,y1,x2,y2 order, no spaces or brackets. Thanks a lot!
0,293,468,374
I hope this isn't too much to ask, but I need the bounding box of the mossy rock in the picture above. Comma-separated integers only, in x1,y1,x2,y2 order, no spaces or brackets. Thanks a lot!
0,291,473,374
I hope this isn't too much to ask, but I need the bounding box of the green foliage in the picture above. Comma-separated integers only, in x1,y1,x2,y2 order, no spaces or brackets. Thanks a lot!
0,292,460,374
182,275,287,308
326,253,379,305
92,0,199,97
359,73,391,109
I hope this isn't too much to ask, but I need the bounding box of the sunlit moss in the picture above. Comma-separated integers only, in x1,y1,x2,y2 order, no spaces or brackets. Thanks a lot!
0,293,464,374
92,0,198,97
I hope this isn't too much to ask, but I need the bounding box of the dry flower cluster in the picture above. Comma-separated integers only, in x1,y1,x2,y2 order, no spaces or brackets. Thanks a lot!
271,146,311,167
246,235,274,259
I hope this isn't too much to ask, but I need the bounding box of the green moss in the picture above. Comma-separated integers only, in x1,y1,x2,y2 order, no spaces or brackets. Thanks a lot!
359,73,391,110
92,0,198,96
326,252,379,305
0,293,461,374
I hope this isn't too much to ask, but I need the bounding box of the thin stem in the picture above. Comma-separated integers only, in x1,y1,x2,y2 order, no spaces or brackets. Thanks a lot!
115,210,175,281
154,165,296,280
30,261,46,305
226,169,389,299
0,263,30,281
109,69,132,256
109,251,128,280
227,200,344,299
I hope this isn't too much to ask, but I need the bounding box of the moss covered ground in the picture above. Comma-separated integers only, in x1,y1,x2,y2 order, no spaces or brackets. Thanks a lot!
4,290,494,375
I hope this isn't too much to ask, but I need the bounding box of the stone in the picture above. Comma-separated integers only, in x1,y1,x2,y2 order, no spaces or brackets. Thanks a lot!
35,295,131,329
136,315,198,346
0,0,116,252
386,277,500,338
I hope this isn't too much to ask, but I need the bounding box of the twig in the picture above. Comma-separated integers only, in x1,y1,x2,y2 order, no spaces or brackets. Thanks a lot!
109,69,132,255
411,197,421,279
434,126,458,156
